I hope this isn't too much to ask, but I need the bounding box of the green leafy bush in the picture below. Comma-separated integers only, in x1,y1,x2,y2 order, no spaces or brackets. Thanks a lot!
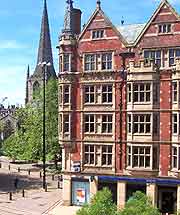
119,191,160,215
77,187,117,215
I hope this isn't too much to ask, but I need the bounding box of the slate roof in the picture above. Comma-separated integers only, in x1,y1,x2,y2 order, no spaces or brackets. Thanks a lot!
117,23,146,44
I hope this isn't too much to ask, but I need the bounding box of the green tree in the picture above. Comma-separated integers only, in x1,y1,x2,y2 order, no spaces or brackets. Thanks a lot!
3,78,60,162
77,187,117,215
119,191,160,215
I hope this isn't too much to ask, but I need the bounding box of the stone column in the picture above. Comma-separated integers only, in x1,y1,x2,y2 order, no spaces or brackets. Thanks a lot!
177,185,180,212
146,183,157,207
90,176,98,200
117,181,126,209
62,175,71,206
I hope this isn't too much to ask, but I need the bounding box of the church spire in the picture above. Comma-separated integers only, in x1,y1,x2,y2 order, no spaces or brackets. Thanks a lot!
96,0,101,9
62,0,74,34
34,0,56,78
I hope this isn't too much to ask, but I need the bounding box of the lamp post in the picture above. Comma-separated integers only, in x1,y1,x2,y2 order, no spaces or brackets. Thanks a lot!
39,61,51,190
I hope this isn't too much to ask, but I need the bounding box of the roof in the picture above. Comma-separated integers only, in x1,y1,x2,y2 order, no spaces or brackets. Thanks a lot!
117,23,146,44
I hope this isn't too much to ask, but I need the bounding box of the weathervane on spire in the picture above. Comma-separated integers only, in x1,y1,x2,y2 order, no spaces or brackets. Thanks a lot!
66,0,73,8
96,0,101,9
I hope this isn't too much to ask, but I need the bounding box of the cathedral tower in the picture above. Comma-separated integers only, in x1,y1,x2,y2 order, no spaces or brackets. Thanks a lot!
25,0,56,104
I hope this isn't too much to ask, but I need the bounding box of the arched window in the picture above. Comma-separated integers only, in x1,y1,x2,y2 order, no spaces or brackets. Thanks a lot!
33,81,40,98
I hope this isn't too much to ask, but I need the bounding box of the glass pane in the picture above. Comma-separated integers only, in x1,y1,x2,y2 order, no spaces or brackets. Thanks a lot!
133,156,138,167
140,156,144,167
145,157,150,167
108,155,112,165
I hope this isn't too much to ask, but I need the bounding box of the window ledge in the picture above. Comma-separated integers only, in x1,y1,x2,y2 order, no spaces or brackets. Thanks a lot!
84,103,113,106
84,164,112,168
126,167,157,171
132,102,152,105
84,133,113,136
158,32,173,36
132,133,152,136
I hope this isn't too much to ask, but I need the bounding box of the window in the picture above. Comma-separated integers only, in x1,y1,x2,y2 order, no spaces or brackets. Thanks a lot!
84,145,95,165
102,145,112,166
92,30,104,39
59,114,62,133
133,83,151,103
158,24,171,34
85,54,96,71
84,144,113,166
102,85,112,103
64,115,70,133
102,53,112,70
59,114,70,134
172,113,180,135
127,115,132,133
133,114,151,134
172,146,178,169
59,85,70,105
127,145,151,168
172,82,178,103
84,115,95,133
171,145,180,170
64,85,70,104
64,54,70,71
84,86,95,103
169,49,180,66
144,50,161,67
127,84,132,102
102,115,112,133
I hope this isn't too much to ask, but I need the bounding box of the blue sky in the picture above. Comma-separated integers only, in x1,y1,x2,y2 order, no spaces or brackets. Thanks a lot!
0,0,179,106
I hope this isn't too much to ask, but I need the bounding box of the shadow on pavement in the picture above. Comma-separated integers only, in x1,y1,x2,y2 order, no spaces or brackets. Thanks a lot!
0,172,43,192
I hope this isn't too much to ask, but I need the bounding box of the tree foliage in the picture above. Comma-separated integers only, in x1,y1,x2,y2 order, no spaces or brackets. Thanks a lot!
119,191,160,215
77,189,160,215
3,78,60,161
77,187,117,215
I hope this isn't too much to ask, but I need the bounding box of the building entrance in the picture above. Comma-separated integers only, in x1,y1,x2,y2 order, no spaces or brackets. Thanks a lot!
158,186,177,214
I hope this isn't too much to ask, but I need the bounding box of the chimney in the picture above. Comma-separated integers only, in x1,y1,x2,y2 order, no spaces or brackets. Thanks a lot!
72,8,82,35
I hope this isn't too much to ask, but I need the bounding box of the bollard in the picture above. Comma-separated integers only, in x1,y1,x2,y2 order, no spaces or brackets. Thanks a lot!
58,181,60,189
22,189,25,197
45,184,47,192
18,167,20,173
52,175,54,181
40,171,42,178
0,162,2,168
8,165,10,171
28,170,30,175
9,192,12,201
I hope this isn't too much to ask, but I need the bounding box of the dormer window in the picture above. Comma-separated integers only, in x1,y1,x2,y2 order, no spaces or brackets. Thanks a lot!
92,30,104,39
158,24,171,34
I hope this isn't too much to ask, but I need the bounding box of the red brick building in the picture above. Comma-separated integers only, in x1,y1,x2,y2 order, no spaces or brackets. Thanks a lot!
58,0,180,213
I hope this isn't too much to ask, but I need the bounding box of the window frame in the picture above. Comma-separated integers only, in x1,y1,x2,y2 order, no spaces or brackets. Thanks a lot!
101,115,113,134
92,30,104,39
158,23,172,34
127,144,153,169
84,85,95,104
133,83,151,103
144,50,161,67
84,114,95,133
101,85,113,103
171,145,180,171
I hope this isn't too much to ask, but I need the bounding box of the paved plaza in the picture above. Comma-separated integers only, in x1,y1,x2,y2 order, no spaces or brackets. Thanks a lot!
0,157,62,215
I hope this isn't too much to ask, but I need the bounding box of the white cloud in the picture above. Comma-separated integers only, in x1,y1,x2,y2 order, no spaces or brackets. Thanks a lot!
0,40,27,49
